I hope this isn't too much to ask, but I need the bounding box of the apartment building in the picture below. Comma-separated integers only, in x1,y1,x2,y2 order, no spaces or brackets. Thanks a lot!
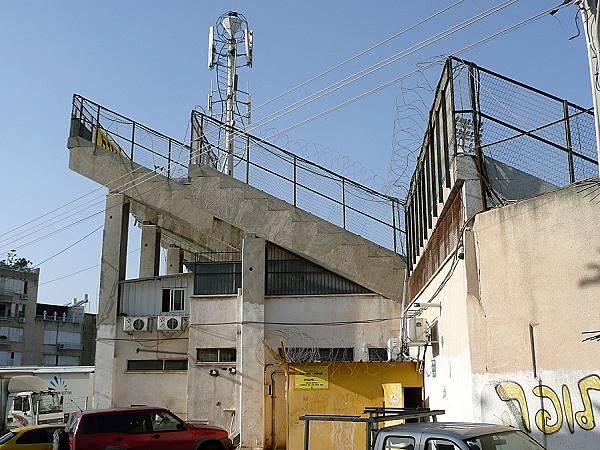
0,264,96,367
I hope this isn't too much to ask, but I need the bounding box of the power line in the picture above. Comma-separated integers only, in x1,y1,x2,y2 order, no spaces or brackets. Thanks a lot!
0,2,567,257
38,247,140,286
254,0,466,111
249,0,520,131
273,3,568,137
0,1,482,246
33,225,103,267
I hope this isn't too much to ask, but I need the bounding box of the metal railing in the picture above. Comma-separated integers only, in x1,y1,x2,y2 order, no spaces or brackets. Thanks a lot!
405,57,598,278
70,94,405,254
70,95,190,180
191,112,404,252
451,57,598,194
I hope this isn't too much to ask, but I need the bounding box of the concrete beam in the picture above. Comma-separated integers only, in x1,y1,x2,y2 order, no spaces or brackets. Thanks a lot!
139,223,161,278
94,193,129,409
167,245,184,275
239,234,265,449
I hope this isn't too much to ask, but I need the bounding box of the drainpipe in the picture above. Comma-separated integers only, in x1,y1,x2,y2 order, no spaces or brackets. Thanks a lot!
265,364,285,450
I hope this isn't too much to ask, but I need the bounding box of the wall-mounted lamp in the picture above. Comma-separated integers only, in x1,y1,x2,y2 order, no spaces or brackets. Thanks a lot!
209,369,220,377
228,367,237,375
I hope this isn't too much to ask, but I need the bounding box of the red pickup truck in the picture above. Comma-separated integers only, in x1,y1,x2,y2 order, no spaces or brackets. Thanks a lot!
60,407,232,450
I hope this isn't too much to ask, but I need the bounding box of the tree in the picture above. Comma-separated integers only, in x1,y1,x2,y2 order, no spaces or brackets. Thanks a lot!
0,250,32,271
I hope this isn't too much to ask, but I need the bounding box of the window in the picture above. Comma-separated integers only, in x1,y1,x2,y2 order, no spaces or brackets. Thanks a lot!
368,347,388,362
0,351,22,366
430,321,440,358
127,359,188,372
22,396,30,412
194,252,242,296
0,327,23,343
164,360,188,371
464,430,545,450
81,412,151,434
44,354,56,366
162,289,185,312
13,397,22,412
150,411,182,432
58,331,81,345
266,243,370,296
196,348,237,363
0,303,8,318
286,347,354,363
384,436,415,450
15,427,58,444
58,355,80,366
425,439,460,450
44,330,57,345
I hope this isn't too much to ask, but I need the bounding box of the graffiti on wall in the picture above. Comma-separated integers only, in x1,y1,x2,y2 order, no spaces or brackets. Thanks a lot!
495,374,600,435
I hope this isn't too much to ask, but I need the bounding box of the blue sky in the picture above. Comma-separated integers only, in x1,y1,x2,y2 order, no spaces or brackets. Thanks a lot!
0,0,592,312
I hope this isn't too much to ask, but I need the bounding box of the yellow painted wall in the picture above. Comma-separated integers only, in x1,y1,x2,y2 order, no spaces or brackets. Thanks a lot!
286,362,423,450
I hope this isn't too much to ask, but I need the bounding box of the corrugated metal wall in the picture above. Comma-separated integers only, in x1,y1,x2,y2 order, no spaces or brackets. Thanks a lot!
120,273,193,316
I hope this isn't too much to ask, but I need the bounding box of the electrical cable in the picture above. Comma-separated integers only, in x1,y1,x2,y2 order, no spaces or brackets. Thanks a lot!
38,248,140,286
273,3,570,137
0,1,511,248
33,225,103,268
0,1,485,245
254,0,466,111
248,0,520,132
1,2,567,257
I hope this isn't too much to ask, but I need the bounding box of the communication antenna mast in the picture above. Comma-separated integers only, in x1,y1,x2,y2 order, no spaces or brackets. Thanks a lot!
207,11,253,176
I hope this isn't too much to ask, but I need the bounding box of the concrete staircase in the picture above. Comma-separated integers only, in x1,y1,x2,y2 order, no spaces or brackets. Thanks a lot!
68,137,405,301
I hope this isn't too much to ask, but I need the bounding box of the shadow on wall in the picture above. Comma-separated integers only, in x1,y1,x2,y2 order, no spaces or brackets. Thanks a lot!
579,249,600,287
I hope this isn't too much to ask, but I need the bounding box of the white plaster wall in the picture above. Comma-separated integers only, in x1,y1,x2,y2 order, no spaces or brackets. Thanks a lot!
264,294,401,361
187,295,240,434
408,255,475,421
112,325,189,418
474,370,600,450
468,183,600,450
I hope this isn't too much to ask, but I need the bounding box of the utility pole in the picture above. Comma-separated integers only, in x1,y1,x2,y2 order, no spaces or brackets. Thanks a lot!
208,11,253,176
580,0,600,171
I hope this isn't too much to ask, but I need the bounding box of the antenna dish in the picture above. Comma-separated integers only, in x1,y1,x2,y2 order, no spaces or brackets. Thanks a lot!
244,28,253,67
208,26,216,69
222,13,242,38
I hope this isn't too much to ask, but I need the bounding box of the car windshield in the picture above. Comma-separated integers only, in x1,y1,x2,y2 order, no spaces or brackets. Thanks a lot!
465,431,545,450
36,392,62,414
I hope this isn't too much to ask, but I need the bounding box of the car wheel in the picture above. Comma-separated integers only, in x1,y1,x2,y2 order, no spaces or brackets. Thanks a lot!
198,442,222,450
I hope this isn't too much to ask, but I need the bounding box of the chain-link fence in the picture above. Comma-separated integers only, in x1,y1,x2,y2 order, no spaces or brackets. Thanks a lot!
452,58,597,200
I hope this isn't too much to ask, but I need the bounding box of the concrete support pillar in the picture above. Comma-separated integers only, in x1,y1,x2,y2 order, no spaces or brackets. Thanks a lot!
454,155,485,219
167,245,184,275
239,234,265,450
139,223,161,278
94,194,129,409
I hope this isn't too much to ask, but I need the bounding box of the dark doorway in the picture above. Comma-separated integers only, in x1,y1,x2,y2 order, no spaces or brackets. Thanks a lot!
404,387,423,423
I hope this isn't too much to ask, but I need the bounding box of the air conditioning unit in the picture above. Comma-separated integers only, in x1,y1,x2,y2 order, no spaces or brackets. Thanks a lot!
123,316,149,332
387,338,401,361
406,318,428,345
157,315,183,331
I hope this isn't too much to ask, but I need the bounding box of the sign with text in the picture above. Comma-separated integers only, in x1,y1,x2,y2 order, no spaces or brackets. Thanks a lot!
96,127,123,156
294,367,329,390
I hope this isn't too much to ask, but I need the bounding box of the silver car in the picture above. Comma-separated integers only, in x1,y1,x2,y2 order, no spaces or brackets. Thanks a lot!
373,422,546,450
